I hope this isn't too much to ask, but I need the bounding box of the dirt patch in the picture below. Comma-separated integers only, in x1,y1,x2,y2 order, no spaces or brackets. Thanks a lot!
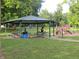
55,31,79,37
0,49,5,59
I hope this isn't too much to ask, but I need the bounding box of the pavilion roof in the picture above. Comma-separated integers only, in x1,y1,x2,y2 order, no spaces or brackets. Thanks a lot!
5,15,51,24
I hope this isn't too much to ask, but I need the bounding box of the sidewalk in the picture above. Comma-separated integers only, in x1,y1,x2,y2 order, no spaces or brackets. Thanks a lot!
51,36,79,42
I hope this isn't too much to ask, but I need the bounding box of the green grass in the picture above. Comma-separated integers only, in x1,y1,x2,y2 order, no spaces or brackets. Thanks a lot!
63,36,79,40
69,27,79,32
1,39,79,59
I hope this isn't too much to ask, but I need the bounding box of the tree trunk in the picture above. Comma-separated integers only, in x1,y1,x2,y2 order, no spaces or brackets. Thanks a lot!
0,0,1,31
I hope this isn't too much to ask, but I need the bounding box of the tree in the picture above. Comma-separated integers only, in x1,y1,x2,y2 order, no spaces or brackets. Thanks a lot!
53,4,65,26
1,0,42,22
64,0,79,27
0,0,1,30
39,9,53,20
39,4,67,26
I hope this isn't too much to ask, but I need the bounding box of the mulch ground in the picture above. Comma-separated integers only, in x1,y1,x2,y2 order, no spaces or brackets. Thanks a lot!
64,32,79,36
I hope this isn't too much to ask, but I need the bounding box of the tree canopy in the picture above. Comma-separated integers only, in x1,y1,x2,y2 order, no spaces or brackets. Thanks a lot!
39,4,67,26
39,9,53,20
1,0,42,21
64,0,79,27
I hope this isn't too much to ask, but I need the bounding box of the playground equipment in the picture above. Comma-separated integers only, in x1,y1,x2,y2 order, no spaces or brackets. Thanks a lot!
56,25,72,37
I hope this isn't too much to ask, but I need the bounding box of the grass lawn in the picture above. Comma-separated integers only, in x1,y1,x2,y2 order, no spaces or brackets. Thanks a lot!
1,39,79,59
63,36,79,40
69,27,79,32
